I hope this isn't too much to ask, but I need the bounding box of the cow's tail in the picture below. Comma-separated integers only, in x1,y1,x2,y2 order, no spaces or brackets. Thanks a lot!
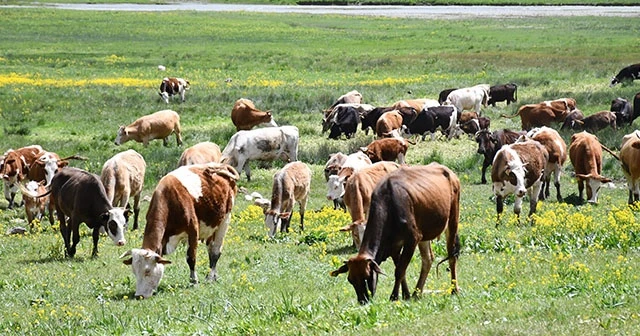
60,154,88,162
601,145,620,161
500,109,521,119
34,187,52,199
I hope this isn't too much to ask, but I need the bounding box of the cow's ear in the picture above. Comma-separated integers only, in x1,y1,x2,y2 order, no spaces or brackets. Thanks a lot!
122,258,133,265
279,212,290,219
368,259,385,275
330,263,349,277
155,256,172,265
359,147,368,152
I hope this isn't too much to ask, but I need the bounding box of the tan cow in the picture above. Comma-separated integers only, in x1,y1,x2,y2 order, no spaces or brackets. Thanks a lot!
178,142,222,167
391,98,439,112
360,137,409,164
1,145,44,208
328,90,363,110
115,109,183,147
121,163,239,298
620,130,640,204
101,149,146,230
569,131,611,204
263,161,312,237
231,98,278,131
520,127,567,202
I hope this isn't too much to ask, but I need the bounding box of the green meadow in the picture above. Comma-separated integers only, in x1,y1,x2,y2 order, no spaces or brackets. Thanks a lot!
0,7,639,335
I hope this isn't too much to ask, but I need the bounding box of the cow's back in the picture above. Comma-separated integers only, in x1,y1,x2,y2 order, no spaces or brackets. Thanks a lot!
179,142,222,166
137,110,179,136
569,132,602,175
52,168,110,221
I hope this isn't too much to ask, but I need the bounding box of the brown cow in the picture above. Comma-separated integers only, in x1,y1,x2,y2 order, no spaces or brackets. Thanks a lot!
120,163,239,298
569,131,612,204
503,98,577,130
520,127,567,202
375,110,403,138
560,109,585,130
27,151,86,186
101,149,146,230
115,109,183,147
331,163,461,304
360,137,409,164
620,130,640,204
1,145,44,208
231,98,278,131
178,142,222,167
339,161,400,249
571,111,617,133
263,161,311,237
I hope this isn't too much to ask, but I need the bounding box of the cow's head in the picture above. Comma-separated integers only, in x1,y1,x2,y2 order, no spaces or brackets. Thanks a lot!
330,254,384,304
493,147,527,199
474,130,493,155
159,91,170,104
121,249,172,299
576,173,612,204
114,126,128,145
610,76,620,87
326,174,346,201
37,153,60,186
101,207,130,246
264,210,290,237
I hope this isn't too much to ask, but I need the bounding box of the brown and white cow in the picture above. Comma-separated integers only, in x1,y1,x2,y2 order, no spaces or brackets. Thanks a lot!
571,111,617,133
492,141,548,218
120,163,239,298
475,129,526,184
360,137,409,164
263,161,311,237
569,131,612,204
159,77,190,104
27,152,86,187
115,109,183,147
620,130,640,204
18,181,49,230
101,149,146,230
178,142,222,167
339,161,401,249
231,98,278,131
520,127,567,202
1,145,44,208
331,163,461,303
375,110,403,138
47,167,130,258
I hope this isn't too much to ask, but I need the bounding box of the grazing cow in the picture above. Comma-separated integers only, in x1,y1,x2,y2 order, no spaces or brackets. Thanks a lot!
263,161,311,237
1,145,44,208
323,103,376,134
610,97,633,127
444,84,490,114
458,117,491,137
610,63,640,87
376,110,403,138
475,129,525,184
391,98,439,113
571,111,617,133
18,181,49,229
328,106,360,139
178,142,222,167
488,83,518,107
324,152,348,210
620,131,640,204
338,161,400,250
560,109,585,130
492,141,548,218
101,150,146,230
361,106,416,135
48,167,130,258
569,132,612,204
231,98,278,131
120,163,239,298
458,111,479,124
438,88,458,105
328,90,363,110
360,138,409,164
406,105,458,140
504,98,576,130
521,127,567,202
221,126,299,181
331,163,461,303
159,77,190,103
115,109,183,147
326,152,372,205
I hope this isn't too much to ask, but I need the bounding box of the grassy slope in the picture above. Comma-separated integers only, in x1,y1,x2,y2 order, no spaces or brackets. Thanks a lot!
0,8,639,335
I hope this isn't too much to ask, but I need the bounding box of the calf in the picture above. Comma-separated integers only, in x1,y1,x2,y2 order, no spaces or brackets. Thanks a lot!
1,145,44,208
571,111,617,133
120,163,239,298
221,126,299,181
231,98,278,131
560,109,585,130
115,109,183,147
323,152,348,181
492,141,548,218
521,127,567,202
329,106,359,139
19,181,49,230
569,131,612,204
48,167,130,258
263,161,311,237
610,97,633,127
620,131,640,204
610,63,640,87
159,77,189,103
475,129,525,184
178,141,222,167
488,83,518,107
360,138,409,164
101,149,146,230
331,164,461,303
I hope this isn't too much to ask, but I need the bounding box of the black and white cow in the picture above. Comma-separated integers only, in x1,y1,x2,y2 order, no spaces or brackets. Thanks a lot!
159,77,190,103
488,83,518,107
438,88,458,105
610,63,640,87
406,105,458,140
328,106,360,139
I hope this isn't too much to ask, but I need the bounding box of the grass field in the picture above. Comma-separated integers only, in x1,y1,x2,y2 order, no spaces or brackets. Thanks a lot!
6,1,640,6
0,7,639,335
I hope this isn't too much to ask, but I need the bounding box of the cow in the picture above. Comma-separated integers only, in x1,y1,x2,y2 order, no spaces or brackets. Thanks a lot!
47,167,130,258
159,77,190,103
120,163,239,298
406,105,458,140
27,152,86,187
1,145,44,208
263,161,311,237
571,111,617,133
326,152,372,206
475,129,525,184
620,131,640,204
634,92,640,125
338,161,400,250
391,98,439,112
569,131,612,204
520,127,567,202
458,116,491,137
610,63,640,87
178,142,222,167
361,106,417,135
360,138,409,164
330,163,461,304
328,106,360,139
458,111,479,124
488,83,518,107
492,141,548,218
323,103,376,134
438,88,458,105
444,84,490,114
115,109,183,147
231,98,278,131
328,90,363,110
221,126,299,181
560,109,585,131
503,98,577,130
18,181,49,230
375,110,403,138
610,97,633,127
101,149,146,230
324,152,348,182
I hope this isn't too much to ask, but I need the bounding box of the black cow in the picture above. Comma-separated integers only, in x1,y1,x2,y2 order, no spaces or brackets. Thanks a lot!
610,97,633,127
475,129,526,184
610,63,640,87
488,83,518,107
438,88,458,105
634,92,640,125
407,106,457,140
328,106,359,139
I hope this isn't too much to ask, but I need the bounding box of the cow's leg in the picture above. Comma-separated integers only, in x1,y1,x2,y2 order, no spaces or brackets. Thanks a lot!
414,241,434,297
397,242,416,300
397,152,406,165
244,165,252,182
163,137,169,147
174,125,183,146
628,188,634,205
187,226,199,284
389,247,403,301
180,90,186,103
206,213,230,282
553,166,562,202
447,232,460,294
132,194,141,230
496,195,504,218
481,162,488,184
91,226,101,257
529,181,543,217
58,210,71,257
299,197,308,232
578,179,585,203
69,219,81,258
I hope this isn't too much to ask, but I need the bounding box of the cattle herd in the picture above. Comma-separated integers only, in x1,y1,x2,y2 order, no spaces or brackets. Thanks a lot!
1,65,640,302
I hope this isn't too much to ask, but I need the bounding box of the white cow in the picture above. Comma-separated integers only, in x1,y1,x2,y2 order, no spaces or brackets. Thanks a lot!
221,126,299,181
326,151,372,202
444,84,490,114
